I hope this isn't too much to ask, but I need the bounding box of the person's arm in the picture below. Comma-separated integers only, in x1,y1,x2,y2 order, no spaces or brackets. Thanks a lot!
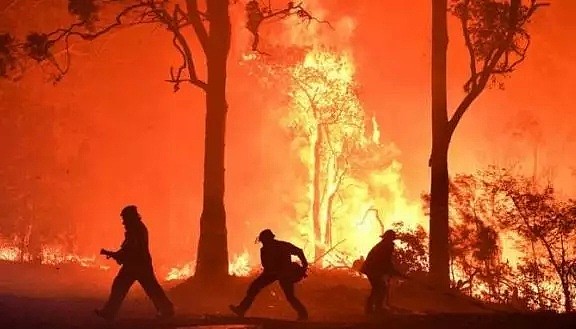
113,231,135,262
290,244,308,269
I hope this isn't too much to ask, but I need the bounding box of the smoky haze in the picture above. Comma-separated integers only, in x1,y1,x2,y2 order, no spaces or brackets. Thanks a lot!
0,0,574,269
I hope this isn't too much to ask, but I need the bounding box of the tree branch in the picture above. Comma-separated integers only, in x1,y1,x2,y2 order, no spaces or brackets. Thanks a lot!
185,0,209,53
459,0,478,92
448,0,548,140
48,3,149,43
245,1,332,51
152,6,207,91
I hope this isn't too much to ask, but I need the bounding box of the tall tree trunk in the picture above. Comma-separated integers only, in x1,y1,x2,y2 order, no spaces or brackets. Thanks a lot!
312,126,323,259
195,0,231,283
561,277,573,312
324,189,336,248
429,0,450,288
529,242,545,307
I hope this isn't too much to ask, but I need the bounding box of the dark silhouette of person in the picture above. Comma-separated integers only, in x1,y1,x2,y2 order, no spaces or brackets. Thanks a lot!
229,229,309,320
95,205,174,321
360,229,402,315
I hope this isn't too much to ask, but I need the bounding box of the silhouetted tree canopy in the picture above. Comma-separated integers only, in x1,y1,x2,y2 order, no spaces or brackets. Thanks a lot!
0,0,323,84
428,0,548,287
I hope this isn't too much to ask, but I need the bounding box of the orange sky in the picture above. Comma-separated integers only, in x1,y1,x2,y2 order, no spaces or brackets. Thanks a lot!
1,0,575,266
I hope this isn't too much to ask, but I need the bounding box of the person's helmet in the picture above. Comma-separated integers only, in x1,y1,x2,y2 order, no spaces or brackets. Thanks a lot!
120,205,139,218
380,229,396,240
257,229,275,242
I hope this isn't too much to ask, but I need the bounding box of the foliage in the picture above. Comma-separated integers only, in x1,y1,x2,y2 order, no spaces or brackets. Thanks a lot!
423,166,576,310
488,171,576,311
444,173,510,301
392,221,429,274
0,33,18,78
0,0,319,83
68,0,99,24
23,33,51,62
449,0,549,92
244,0,331,51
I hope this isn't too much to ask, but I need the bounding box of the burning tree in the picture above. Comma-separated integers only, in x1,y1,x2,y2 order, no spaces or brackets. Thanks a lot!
0,0,320,283
429,0,549,287
447,174,512,301
287,49,365,259
491,172,576,312
284,49,419,263
433,167,576,310
392,221,429,275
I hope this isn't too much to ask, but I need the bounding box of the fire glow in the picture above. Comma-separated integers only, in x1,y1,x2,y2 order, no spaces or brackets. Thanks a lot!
0,243,253,280
0,48,427,282
281,47,425,265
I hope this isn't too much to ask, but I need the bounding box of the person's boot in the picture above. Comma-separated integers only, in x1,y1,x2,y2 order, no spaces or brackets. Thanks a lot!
297,312,309,321
94,308,115,323
157,306,175,320
229,304,246,317
364,300,374,315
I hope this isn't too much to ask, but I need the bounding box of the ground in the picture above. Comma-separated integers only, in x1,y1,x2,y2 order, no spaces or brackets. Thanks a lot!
0,262,575,328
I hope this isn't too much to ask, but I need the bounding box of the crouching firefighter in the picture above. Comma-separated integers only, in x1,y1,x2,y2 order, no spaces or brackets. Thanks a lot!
360,229,404,315
230,229,309,320
96,205,174,321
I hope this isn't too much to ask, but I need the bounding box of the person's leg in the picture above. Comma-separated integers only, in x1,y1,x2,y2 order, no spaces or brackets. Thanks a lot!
382,277,390,309
373,277,386,312
365,275,376,314
97,267,135,320
231,273,277,316
279,280,308,320
137,266,174,317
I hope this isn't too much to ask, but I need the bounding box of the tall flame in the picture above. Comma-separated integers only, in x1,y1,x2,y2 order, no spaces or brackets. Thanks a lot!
283,47,425,266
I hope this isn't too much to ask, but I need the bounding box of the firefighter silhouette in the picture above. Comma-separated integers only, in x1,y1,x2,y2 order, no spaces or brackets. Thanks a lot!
96,205,174,321
229,229,309,320
360,229,403,314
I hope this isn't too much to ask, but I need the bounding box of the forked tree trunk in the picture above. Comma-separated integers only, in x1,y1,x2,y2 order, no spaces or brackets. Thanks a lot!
194,0,231,283
429,0,451,288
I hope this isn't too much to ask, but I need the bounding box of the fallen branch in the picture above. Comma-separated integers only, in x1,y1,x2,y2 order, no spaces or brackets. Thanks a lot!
311,239,347,265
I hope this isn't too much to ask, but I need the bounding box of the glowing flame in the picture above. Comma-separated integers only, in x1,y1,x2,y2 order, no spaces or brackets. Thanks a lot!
165,262,195,281
371,115,380,145
284,47,425,266
164,252,253,281
0,241,101,268
229,250,251,276
40,245,97,267
0,244,19,261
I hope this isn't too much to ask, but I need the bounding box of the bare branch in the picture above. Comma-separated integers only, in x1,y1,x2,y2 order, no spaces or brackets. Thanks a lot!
245,1,332,51
185,0,209,53
48,3,149,43
4,1,211,91
152,6,207,91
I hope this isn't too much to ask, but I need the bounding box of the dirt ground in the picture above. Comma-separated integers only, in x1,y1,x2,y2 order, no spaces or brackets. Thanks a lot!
1,262,575,329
